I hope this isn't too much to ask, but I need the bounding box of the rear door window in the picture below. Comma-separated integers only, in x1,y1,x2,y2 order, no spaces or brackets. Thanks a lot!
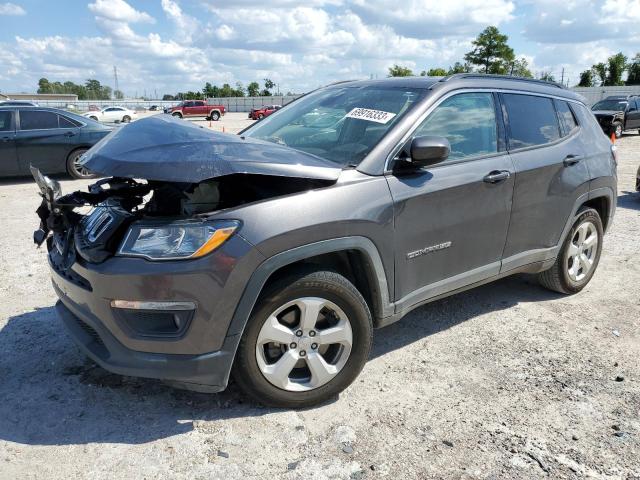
554,100,579,136
0,111,12,131
19,110,60,130
502,94,560,149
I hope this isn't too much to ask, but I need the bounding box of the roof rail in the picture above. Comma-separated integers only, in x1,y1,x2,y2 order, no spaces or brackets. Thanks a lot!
439,73,567,89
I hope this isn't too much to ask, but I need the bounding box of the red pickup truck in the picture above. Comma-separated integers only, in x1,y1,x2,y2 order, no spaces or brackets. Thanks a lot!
165,100,225,120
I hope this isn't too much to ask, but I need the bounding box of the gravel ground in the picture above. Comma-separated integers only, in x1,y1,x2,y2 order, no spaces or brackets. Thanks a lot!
0,122,638,480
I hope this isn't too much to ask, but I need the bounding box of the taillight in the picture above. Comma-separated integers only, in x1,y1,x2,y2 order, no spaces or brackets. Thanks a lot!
611,144,618,167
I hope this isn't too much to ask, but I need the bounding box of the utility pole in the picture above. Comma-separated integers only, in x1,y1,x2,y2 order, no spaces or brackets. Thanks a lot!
561,67,565,85
113,66,119,99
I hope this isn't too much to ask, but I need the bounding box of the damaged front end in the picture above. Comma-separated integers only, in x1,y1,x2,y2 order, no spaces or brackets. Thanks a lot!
33,115,340,268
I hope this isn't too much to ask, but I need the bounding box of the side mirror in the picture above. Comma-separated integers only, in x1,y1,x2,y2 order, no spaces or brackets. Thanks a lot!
405,135,450,168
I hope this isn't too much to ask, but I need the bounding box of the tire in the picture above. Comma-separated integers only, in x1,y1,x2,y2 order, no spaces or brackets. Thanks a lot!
89,116,99,121
233,269,373,408
122,115,131,123
66,148,96,179
172,112,182,118
210,111,221,121
538,208,603,294
612,121,623,138
258,114,264,120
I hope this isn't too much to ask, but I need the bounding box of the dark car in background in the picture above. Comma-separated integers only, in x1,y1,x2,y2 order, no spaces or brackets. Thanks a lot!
249,104,281,120
591,95,640,138
0,106,112,179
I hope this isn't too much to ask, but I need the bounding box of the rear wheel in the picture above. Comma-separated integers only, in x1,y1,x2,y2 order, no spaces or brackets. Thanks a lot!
122,115,131,123
233,270,373,408
538,208,603,294
89,116,99,121
66,148,96,179
210,111,221,121
258,113,264,120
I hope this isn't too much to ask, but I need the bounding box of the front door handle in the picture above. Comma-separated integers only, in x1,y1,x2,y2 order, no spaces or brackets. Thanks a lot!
64,131,76,137
1,136,10,142
483,170,511,183
563,154,582,166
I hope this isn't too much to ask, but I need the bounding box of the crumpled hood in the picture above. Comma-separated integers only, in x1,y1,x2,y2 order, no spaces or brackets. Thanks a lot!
80,114,342,182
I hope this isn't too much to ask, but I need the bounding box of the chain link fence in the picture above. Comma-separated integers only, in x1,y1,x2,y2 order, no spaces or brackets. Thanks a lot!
25,96,303,113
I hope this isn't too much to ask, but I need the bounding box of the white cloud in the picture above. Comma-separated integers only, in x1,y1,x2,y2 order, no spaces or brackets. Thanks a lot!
0,2,25,15
88,0,154,24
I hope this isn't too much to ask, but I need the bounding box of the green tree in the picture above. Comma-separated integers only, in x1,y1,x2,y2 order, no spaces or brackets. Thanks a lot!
577,70,594,87
388,64,414,77
235,82,245,97
37,78,51,93
464,26,515,74
264,78,275,90
162,94,175,100
247,81,260,97
592,63,607,86
539,72,556,82
424,67,447,76
627,53,640,85
509,58,533,78
114,89,124,100
447,62,471,74
203,82,216,98
605,52,627,86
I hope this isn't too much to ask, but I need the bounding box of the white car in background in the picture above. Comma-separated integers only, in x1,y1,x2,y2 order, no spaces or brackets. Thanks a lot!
83,106,137,123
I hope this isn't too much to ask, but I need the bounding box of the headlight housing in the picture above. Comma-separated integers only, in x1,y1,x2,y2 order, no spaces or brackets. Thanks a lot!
118,220,239,260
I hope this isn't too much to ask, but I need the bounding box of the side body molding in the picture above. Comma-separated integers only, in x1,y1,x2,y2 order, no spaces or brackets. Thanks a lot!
225,236,394,338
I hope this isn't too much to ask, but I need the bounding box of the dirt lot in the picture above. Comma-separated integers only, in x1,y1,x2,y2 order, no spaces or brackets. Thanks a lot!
0,121,638,479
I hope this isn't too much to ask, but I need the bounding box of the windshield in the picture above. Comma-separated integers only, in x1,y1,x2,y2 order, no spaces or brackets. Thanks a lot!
592,100,627,111
242,85,427,166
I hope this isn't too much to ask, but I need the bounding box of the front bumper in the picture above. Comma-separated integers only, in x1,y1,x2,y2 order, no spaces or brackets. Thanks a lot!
56,300,237,392
49,233,263,390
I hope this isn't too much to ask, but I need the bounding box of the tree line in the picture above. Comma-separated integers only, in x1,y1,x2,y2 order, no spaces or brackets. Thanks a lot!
37,77,122,100
389,26,640,87
163,78,284,100
35,77,286,101
577,53,640,86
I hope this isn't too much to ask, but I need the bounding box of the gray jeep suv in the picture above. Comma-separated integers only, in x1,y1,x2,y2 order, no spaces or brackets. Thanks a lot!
33,74,617,408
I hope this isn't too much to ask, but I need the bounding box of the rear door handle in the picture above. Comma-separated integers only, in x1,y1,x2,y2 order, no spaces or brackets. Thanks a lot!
563,154,582,166
1,136,11,142
483,170,511,183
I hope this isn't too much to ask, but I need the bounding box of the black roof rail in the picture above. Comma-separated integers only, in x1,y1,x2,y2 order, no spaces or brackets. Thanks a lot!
439,73,567,89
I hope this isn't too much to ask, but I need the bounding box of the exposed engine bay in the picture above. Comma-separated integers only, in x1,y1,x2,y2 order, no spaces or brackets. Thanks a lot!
32,166,333,266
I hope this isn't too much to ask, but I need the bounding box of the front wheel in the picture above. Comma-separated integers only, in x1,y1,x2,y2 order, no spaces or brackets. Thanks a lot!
122,115,131,123
612,122,623,138
538,208,603,294
66,148,96,179
172,112,182,118
233,270,373,408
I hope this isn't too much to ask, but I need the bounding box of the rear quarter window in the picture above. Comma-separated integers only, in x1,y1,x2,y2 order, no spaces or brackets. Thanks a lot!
503,94,560,149
554,100,579,136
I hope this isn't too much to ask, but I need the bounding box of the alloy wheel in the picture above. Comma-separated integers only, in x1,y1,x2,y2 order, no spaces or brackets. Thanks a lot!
566,221,598,282
255,297,353,392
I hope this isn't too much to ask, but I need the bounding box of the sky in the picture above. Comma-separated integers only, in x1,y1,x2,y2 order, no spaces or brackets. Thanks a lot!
0,0,639,97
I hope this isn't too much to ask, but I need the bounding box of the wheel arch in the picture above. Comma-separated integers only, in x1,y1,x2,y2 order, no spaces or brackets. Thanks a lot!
226,237,393,339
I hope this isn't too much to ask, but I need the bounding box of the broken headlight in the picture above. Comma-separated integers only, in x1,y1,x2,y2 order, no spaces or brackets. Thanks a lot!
117,220,239,260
